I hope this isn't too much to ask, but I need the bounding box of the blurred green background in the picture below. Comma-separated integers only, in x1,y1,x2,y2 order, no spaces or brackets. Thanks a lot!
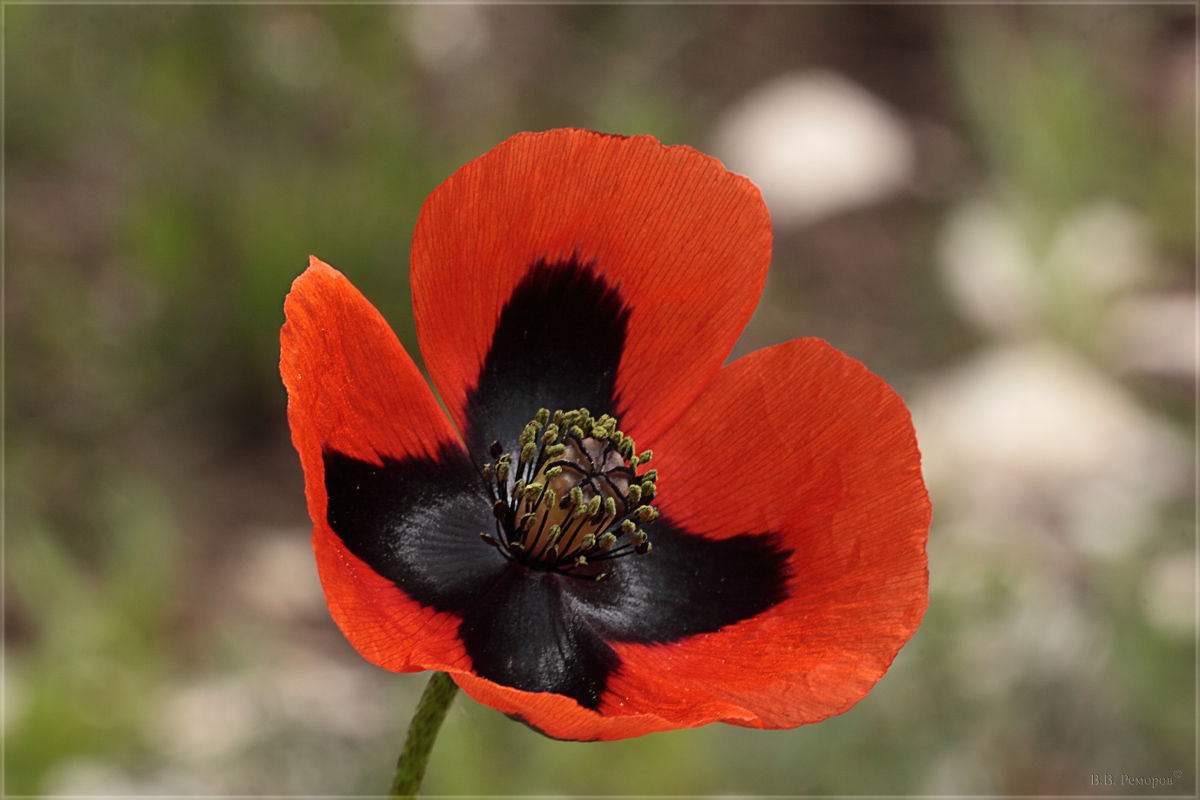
6,4,1195,796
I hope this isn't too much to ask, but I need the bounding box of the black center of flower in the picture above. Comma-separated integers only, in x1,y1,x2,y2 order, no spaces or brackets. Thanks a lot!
479,408,657,581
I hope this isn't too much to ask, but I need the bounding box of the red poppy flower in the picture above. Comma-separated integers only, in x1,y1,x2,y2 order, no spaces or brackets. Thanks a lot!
280,128,929,742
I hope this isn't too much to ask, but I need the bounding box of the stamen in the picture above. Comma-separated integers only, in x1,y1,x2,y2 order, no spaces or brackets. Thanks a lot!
475,406,660,577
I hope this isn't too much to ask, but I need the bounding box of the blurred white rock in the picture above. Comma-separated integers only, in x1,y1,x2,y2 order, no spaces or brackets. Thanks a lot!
1104,292,1197,378
156,676,261,765
1140,552,1195,637
1046,202,1152,300
273,654,391,739
712,71,914,225
914,342,1188,559
939,198,1040,337
259,12,341,91
938,198,1158,342
234,528,327,621
404,4,491,73
955,588,1107,699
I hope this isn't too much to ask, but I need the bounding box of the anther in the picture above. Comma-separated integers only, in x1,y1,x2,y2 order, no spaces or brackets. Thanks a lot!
478,406,659,578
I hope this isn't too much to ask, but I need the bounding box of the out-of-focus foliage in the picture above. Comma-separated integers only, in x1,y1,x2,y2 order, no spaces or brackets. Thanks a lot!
7,5,1194,796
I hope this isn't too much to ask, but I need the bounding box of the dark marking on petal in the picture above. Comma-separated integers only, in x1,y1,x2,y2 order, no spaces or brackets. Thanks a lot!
323,446,505,605
323,450,791,711
463,259,631,461
565,517,792,644
458,566,619,710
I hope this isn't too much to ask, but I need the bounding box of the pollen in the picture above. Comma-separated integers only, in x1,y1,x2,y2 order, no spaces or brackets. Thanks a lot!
478,408,658,581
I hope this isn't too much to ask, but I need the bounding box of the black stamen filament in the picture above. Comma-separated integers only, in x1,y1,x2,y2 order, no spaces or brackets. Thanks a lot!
477,408,657,581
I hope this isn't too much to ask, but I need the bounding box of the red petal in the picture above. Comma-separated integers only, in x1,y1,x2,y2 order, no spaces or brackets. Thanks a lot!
450,672,678,741
281,257,469,673
411,128,771,447
607,339,930,729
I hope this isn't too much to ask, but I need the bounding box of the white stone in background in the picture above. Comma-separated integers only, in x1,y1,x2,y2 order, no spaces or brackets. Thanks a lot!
273,655,391,739
156,676,261,765
234,528,328,621
41,759,139,796
1105,292,1198,378
938,199,1040,337
259,12,341,91
954,588,1107,699
914,342,1188,559
405,4,491,73
42,758,217,796
1046,202,1152,299
1141,552,1196,637
712,71,914,226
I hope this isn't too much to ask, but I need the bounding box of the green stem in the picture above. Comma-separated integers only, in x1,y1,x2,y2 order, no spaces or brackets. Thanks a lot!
390,672,459,799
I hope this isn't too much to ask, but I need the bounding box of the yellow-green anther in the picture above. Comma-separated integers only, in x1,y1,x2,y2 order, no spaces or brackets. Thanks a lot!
524,483,543,500
640,481,655,499
632,529,648,546
621,520,636,535
546,466,563,479
627,484,642,504
542,487,557,508
635,506,657,522
513,479,526,497
586,495,601,516
536,408,550,425
570,425,585,439
580,533,596,551
544,444,567,459
553,410,564,426
520,513,536,529
520,442,536,463
497,462,510,482
547,524,562,545
638,450,653,465
604,497,616,518
482,464,493,480
520,422,539,446
541,425,559,445
574,555,588,567
598,532,617,549
643,469,658,482
619,439,635,460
